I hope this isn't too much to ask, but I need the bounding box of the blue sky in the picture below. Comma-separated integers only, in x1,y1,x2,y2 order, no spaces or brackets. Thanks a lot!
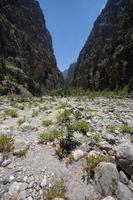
38,0,107,71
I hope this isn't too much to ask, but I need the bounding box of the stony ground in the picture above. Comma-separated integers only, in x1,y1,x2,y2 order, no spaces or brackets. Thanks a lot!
0,96,133,200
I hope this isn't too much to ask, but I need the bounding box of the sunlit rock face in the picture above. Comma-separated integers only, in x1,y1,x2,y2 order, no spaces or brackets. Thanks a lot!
0,0,63,95
71,0,133,91
63,62,77,87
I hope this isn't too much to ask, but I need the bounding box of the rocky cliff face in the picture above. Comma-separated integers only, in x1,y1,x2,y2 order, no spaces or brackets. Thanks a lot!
71,0,133,91
0,0,63,95
66,63,77,87
62,69,68,81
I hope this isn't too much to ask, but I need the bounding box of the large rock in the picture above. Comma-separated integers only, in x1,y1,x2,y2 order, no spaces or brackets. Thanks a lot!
115,142,133,176
72,149,84,161
119,171,129,185
20,122,34,132
19,190,27,200
117,182,133,200
94,162,119,196
13,137,30,156
1,159,11,167
102,197,115,200
128,180,133,192
14,84,32,97
40,175,47,188
103,134,116,145
53,198,64,200
127,120,133,128
98,141,112,152
53,199,64,200
8,182,21,199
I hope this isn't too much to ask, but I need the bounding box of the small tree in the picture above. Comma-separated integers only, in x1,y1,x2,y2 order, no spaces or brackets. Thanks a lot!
56,119,79,159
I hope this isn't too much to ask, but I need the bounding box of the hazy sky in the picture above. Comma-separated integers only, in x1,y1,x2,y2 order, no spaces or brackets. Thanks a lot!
38,0,107,71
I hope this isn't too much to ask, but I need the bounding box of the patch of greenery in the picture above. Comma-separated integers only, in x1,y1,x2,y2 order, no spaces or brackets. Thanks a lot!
121,124,133,134
56,132,79,159
65,154,75,165
13,103,24,110
85,108,94,112
74,110,82,120
0,134,13,153
68,120,90,134
4,108,18,118
114,112,120,119
42,119,53,127
57,110,71,123
38,129,61,143
45,180,66,200
51,86,131,98
50,88,66,97
110,177,118,196
57,102,68,109
41,104,48,111
107,125,116,133
18,149,28,157
83,154,111,178
89,134,101,143
32,109,39,117
0,75,15,95
33,102,39,107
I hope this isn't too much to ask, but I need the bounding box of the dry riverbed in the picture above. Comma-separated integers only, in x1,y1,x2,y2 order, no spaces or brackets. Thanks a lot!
0,96,133,200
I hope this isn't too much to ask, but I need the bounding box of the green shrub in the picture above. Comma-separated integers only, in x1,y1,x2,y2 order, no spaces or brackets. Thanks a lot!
74,111,82,120
50,88,66,96
42,105,48,110
38,130,61,143
114,112,120,119
65,154,75,165
56,132,78,159
42,119,53,127
117,86,129,97
45,180,66,200
111,177,118,196
1,75,14,95
32,109,39,117
68,120,90,134
0,134,13,152
107,125,116,133
83,154,111,178
57,110,70,123
4,108,18,118
89,134,101,143
18,149,28,157
121,124,133,134
57,102,68,109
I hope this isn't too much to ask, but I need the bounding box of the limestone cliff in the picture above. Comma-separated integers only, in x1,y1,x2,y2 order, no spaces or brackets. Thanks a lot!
0,0,63,95
71,0,133,91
